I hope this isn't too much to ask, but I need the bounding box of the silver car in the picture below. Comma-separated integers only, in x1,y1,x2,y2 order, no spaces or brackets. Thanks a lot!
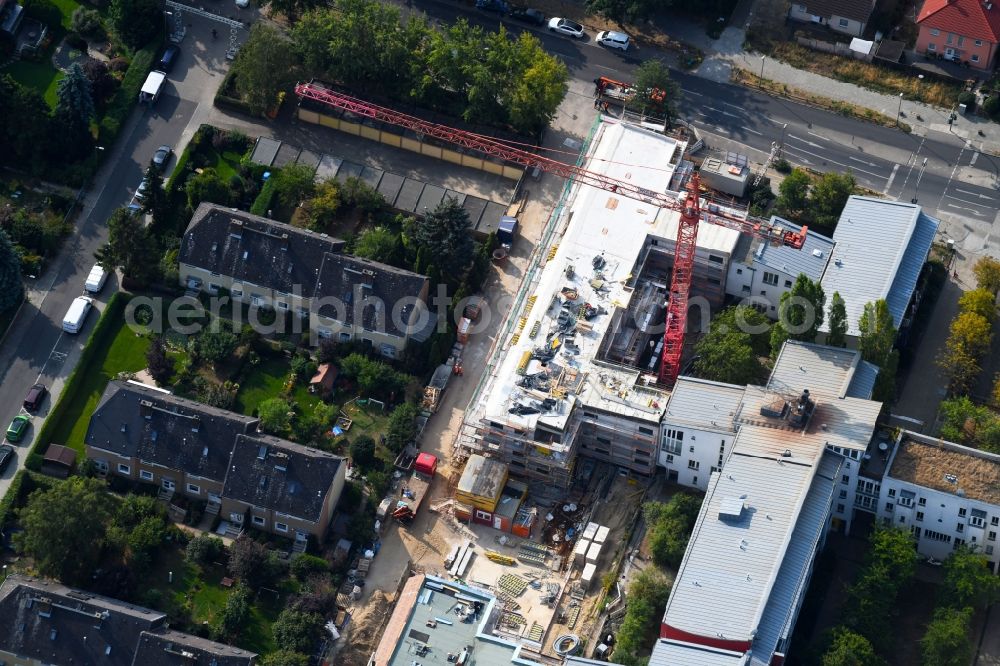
548,17,585,38
152,145,172,169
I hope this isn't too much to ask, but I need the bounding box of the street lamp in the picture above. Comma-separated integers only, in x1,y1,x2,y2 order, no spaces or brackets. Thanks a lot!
163,10,173,41
896,92,904,127
759,55,766,89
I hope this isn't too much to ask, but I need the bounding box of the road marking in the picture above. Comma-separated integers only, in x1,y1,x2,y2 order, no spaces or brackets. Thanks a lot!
781,144,886,180
946,202,989,217
714,126,730,134
762,116,785,125
742,126,762,136
849,156,878,167
723,102,744,111
971,151,979,166
807,131,829,141
786,134,822,148
937,142,969,213
883,164,900,195
593,64,615,71
944,194,990,210
954,187,994,201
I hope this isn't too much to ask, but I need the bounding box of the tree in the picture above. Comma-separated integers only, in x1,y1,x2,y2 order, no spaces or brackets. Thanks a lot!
260,0,320,21
775,169,811,219
710,304,772,355
290,553,330,581
16,477,113,583
258,398,293,435
0,230,23,313
54,63,94,158
644,494,703,570
303,179,340,230
95,207,156,281
272,609,324,653
228,535,270,585
843,527,917,650
354,227,402,266
108,0,161,50
958,288,997,323
140,164,170,228
349,435,379,472
629,59,681,123
938,311,992,394
0,76,53,172
827,292,848,347
613,568,672,663
973,256,1000,295
385,402,419,452
920,607,973,666
233,23,298,116
941,545,1000,610
215,583,252,640
186,169,231,211
274,163,317,208
810,171,856,230
507,38,569,134
857,299,896,366
586,0,665,22
693,330,765,385
186,534,225,566
772,274,825,353
82,60,118,108
822,627,883,666
190,329,238,365
414,197,473,277
260,652,310,666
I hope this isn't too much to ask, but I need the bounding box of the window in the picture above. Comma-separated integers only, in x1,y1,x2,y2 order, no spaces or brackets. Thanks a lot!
971,510,986,528
899,516,906,523
250,294,263,306
118,463,130,474
993,516,1000,526
277,301,289,310
988,545,995,555
665,454,674,463
841,475,849,484
959,508,967,517
231,289,243,299
762,272,779,286
708,255,724,264
760,291,767,297
139,470,153,481
911,526,922,538
839,490,847,499
742,285,751,294
187,483,201,495
990,531,997,542
930,28,940,36
947,33,954,44
339,332,351,342
837,503,845,514
919,497,926,506
784,280,793,288
928,43,936,51
957,523,964,533
208,283,220,294
275,522,289,533
736,268,743,275
252,515,266,526
972,54,981,63
888,489,896,497
838,18,848,27
917,512,924,522
692,476,698,485
958,36,965,47
688,460,700,470
662,429,683,454
638,426,654,436
975,39,983,46
689,446,695,453
885,503,894,511
923,529,952,543
381,344,397,359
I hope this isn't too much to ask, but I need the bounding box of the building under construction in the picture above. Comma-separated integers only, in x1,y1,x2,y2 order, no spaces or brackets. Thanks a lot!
460,122,747,487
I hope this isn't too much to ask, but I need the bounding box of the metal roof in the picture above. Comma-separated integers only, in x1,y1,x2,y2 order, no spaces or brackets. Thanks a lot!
748,452,842,666
661,428,826,642
647,639,749,666
819,197,930,336
767,341,865,400
885,211,939,330
745,217,834,281
846,360,880,400
663,377,747,432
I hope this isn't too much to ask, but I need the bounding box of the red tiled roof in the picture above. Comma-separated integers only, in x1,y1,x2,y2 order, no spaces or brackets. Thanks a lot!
917,0,1000,43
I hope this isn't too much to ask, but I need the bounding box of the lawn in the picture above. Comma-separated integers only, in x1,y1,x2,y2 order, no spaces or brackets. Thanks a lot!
234,357,290,415
209,149,245,182
4,60,64,108
47,318,151,454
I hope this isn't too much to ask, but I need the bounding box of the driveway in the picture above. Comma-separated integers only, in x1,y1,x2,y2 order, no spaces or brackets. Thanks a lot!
0,16,242,502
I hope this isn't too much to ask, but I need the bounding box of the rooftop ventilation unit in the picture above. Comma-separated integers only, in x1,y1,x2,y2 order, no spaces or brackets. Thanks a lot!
760,397,788,419
719,496,746,520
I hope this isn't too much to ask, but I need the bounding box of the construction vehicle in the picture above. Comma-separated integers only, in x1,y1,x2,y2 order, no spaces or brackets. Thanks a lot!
391,452,438,523
594,75,666,111
294,82,807,387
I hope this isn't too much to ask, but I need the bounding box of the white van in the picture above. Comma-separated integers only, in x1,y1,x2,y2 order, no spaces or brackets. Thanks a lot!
596,30,630,51
62,296,93,334
139,70,167,104
85,264,108,294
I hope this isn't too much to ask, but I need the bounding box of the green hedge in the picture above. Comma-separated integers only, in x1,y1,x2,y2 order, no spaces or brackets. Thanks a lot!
98,40,161,144
214,70,255,116
250,178,277,216
28,292,130,461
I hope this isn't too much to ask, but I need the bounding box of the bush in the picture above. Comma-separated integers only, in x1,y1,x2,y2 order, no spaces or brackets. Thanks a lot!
71,7,104,37
774,158,791,174
250,178,277,216
958,91,976,111
984,95,1000,119
64,32,89,50
186,533,225,566
99,39,160,144
290,553,329,581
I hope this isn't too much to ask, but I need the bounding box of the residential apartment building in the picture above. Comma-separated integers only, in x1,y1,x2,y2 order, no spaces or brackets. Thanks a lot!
179,203,432,358
0,575,256,665
85,380,346,543
916,0,1000,69
726,217,834,317
788,0,878,37
876,432,1000,573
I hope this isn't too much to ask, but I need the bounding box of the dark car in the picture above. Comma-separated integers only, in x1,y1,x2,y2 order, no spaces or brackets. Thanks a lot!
0,444,15,473
158,44,180,72
23,384,46,412
509,7,544,25
476,0,509,13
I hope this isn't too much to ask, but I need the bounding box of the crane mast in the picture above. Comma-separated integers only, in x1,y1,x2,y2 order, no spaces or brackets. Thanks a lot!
294,82,806,387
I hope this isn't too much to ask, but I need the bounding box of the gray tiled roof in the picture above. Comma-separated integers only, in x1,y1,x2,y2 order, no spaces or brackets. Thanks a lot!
133,629,256,666
313,253,428,339
85,381,259,484
742,217,834,281
223,433,343,522
799,0,875,22
179,203,346,297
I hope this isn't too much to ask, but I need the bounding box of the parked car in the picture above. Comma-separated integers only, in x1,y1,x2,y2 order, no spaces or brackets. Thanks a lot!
235,0,249,7
23,384,47,412
509,7,544,24
476,0,509,13
152,145,172,169
62,296,93,334
596,30,630,51
6,415,29,443
135,177,149,201
85,264,108,294
548,17,585,38
0,445,14,472
157,44,180,72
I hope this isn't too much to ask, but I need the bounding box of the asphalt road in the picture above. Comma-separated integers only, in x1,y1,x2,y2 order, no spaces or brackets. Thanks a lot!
0,35,208,501
410,0,1000,225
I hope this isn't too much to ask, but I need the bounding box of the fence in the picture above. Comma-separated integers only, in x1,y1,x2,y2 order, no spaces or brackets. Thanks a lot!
796,35,872,61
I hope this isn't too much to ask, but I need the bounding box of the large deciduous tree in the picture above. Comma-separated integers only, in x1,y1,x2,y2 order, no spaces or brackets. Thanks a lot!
644,494,702,570
821,627,883,666
108,0,161,50
95,207,156,282
857,299,896,366
775,169,810,219
233,23,298,116
693,329,765,385
771,274,825,355
257,398,292,435
272,609,324,653
941,545,1000,610
613,568,672,663
0,230,24,313
16,477,113,584
810,171,856,230
0,76,53,173
629,59,680,123
973,256,1000,295
920,607,974,666
938,311,993,395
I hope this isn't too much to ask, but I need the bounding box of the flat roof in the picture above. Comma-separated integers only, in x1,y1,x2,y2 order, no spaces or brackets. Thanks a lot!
887,433,1000,505
457,454,508,502
647,639,749,665
663,377,746,432
472,122,682,437
738,217,833,281
819,197,938,336
767,341,865,400
662,427,827,643
654,206,741,255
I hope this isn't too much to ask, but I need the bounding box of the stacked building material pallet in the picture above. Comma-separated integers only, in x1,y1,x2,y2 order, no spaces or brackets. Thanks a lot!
527,622,545,642
565,604,581,629
497,573,528,596
495,590,521,610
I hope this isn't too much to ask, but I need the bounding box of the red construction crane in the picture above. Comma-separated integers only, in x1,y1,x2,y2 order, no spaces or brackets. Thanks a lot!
294,82,807,387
